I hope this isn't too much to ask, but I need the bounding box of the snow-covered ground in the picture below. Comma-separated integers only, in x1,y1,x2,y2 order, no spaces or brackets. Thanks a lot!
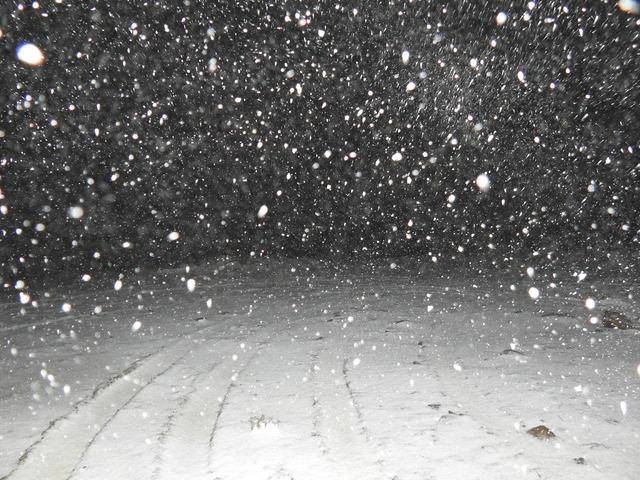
1,259,639,480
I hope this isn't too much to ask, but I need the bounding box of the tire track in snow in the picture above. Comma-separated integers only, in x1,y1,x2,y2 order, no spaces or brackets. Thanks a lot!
72,338,259,480
207,335,338,480
204,321,298,464
205,349,260,467
66,355,187,480
72,358,213,480
153,349,253,480
204,325,281,456
70,321,284,480
342,358,371,439
306,347,387,479
309,350,330,456
2,314,250,480
156,325,287,480
0,349,160,480
149,371,203,480
2,337,194,480
0,314,87,333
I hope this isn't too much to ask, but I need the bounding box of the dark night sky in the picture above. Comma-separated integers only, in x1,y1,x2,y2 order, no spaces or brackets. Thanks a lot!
1,1,639,285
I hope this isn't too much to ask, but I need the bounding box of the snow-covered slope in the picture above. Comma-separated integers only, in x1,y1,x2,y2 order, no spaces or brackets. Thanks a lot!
1,260,638,479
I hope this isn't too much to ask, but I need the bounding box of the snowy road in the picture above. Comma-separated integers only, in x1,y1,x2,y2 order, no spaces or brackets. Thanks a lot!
1,261,639,479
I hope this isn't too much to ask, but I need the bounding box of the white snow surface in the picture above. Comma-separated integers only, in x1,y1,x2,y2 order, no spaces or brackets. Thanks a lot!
1,258,639,479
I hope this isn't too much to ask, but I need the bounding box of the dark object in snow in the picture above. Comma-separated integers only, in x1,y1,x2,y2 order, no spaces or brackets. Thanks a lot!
501,348,526,356
601,310,634,330
574,457,586,465
427,403,441,410
527,425,556,440
249,414,277,430
540,312,574,318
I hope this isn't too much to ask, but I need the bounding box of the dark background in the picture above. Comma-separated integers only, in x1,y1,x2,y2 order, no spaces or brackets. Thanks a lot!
1,0,639,285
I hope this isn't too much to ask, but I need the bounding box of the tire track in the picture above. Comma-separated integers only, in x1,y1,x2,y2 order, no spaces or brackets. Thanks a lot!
74,335,258,480
152,353,247,480
72,321,282,480
67,355,187,480
207,350,260,469
75,338,249,480
2,314,250,480
206,354,253,451
156,327,287,480
205,321,312,475
308,350,330,456
205,345,274,473
0,314,87,333
149,371,203,480
206,335,336,480
2,337,194,480
0,349,159,480
306,348,387,479
342,358,371,440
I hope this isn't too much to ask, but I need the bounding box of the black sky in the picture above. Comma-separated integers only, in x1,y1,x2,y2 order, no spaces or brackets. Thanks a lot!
1,0,639,284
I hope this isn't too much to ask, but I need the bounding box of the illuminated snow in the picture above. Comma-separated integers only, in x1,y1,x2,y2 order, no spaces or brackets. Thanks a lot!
475,174,490,191
16,42,45,66
619,0,640,14
257,205,269,218
67,206,84,219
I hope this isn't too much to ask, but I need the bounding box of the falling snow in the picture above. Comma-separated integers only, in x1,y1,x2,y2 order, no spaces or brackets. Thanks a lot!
15,42,45,66
257,205,269,219
1,2,639,479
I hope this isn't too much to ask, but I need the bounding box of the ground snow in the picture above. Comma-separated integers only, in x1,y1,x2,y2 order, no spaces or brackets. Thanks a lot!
1,260,638,479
